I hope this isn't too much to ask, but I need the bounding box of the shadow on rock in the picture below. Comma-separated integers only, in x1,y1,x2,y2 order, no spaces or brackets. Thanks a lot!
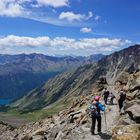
99,132,112,140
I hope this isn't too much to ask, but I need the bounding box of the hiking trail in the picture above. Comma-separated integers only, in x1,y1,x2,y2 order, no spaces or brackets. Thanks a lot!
74,98,119,140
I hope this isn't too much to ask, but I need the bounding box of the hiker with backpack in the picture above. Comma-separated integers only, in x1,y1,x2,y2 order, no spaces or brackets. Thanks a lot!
118,90,126,112
109,92,116,105
103,88,110,105
88,96,105,135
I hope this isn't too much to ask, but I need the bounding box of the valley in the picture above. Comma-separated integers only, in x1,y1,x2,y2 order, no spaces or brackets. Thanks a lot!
0,45,140,140
0,53,104,101
11,45,140,113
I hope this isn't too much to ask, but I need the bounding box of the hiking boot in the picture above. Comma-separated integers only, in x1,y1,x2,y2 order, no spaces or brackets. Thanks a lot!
91,132,95,135
98,131,102,134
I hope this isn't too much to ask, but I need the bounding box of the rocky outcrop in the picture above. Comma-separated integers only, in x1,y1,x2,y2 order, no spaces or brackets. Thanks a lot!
0,121,16,140
1,85,140,140
112,68,140,139
112,124,140,140
126,104,140,123
0,96,90,140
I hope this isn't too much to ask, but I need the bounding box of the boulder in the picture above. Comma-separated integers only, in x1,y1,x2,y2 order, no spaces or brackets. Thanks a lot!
79,115,88,125
55,131,63,140
126,104,140,123
112,124,140,140
124,99,140,110
32,135,45,140
69,111,82,117
20,134,32,140
32,128,47,136
117,114,135,125
127,90,140,101
130,86,140,92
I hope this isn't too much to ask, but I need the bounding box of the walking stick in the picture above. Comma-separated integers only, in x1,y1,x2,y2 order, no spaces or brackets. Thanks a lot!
104,110,107,132
104,109,109,140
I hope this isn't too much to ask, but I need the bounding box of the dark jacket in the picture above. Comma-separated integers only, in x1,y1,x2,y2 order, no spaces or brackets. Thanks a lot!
119,91,126,101
104,90,110,97
89,102,105,117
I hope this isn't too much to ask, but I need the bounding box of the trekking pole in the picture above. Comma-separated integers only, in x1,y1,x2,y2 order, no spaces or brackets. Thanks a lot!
104,109,109,140
104,110,107,133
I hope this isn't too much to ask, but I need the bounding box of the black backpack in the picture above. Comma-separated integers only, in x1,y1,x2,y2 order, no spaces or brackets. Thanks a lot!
104,91,109,97
120,92,126,101
88,103,100,117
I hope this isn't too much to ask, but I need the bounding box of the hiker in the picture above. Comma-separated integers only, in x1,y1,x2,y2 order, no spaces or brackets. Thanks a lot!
118,90,126,112
109,92,115,105
103,88,110,105
88,96,105,135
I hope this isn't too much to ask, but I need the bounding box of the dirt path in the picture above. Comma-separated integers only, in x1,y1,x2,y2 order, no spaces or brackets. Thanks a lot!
78,99,119,140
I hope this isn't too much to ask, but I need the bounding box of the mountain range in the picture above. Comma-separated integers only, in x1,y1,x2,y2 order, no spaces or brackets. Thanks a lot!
12,45,140,113
0,53,104,100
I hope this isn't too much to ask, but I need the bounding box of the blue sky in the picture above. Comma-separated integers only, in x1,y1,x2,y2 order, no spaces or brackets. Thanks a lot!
0,0,139,56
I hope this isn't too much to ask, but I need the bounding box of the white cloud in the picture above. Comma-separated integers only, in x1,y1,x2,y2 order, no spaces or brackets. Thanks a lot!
87,11,93,19
0,1,94,27
0,0,68,17
0,35,50,47
80,27,92,33
0,0,25,17
0,35,132,55
0,0,31,17
94,15,101,21
36,0,69,7
59,12,84,22
59,11,93,22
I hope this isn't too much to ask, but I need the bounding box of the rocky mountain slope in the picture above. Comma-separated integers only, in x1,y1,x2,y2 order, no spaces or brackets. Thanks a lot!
0,45,140,140
1,72,140,140
12,45,140,112
0,53,104,100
